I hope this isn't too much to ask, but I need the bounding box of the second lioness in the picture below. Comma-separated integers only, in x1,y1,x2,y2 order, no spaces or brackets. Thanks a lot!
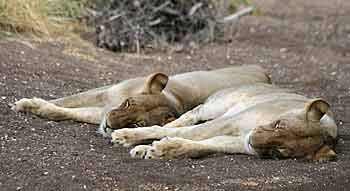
13,65,270,136
111,83,337,161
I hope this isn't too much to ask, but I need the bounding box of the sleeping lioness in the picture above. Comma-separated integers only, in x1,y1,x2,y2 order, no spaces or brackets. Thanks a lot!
12,65,271,136
111,83,337,162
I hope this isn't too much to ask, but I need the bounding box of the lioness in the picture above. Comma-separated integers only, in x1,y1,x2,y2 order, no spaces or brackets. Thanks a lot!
13,65,271,136
111,83,337,162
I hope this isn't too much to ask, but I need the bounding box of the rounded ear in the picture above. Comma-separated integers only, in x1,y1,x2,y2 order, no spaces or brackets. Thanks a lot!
312,145,336,162
305,99,330,121
143,73,168,94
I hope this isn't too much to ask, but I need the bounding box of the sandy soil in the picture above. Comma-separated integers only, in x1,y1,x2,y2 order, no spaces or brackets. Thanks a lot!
1,0,350,190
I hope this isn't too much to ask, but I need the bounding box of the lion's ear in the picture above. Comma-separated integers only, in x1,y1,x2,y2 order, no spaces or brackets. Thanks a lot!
305,99,330,121
143,73,168,94
312,145,336,162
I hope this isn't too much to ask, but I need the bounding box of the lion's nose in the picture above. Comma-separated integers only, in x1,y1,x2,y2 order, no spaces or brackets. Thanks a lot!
108,139,114,146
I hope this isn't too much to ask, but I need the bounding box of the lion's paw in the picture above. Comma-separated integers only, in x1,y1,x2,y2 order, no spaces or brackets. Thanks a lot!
12,98,52,114
130,145,155,159
111,126,164,147
111,129,142,147
151,137,192,159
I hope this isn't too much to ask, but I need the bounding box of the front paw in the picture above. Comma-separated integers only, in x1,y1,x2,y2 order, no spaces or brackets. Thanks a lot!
111,126,164,147
130,145,155,159
139,137,194,159
153,137,189,159
111,129,142,147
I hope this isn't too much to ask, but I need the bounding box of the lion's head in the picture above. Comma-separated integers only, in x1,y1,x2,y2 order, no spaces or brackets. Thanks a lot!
250,99,337,162
104,73,179,130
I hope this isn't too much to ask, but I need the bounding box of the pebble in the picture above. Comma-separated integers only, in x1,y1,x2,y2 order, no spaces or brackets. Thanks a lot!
280,48,288,53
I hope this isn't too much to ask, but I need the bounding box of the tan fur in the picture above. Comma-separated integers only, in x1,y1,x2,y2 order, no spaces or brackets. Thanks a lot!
12,65,270,137
111,83,337,162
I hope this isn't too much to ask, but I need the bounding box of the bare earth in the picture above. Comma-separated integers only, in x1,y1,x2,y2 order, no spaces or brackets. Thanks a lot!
1,0,350,190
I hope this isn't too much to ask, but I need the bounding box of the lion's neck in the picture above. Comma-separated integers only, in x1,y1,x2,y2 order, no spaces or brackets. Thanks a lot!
163,80,202,115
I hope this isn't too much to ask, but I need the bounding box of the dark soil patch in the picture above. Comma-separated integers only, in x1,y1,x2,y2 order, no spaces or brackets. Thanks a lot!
1,1,350,190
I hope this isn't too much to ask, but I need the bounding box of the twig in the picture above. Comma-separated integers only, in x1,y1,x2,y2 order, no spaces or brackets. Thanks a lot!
86,8,103,17
218,6,254,24
108,13,125,22
148,18,163,26
188,3,203,16
162,8,181,16
153,1,171,13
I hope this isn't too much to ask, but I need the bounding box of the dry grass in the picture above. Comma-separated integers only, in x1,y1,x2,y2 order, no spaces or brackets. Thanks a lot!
0,0,52,36
0,0,97,39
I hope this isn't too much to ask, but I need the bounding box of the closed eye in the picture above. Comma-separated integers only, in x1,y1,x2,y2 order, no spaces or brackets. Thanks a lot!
124,100,130,108
274,120,288,130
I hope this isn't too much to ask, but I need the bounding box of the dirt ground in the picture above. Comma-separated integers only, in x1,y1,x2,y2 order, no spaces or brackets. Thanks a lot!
1,0,350,190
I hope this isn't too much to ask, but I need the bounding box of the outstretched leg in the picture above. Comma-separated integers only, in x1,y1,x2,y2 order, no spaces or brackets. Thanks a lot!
49,85,112,108
13,98,104,124
163,104,207,128
164,89,241,128
111,116,240,146
130,136,248,159
164,102,228,128
110,125,178,147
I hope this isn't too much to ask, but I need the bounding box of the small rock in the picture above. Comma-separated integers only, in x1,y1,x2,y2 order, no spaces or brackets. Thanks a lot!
280,48,288,53
43,171,49,175
240,180,259,187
